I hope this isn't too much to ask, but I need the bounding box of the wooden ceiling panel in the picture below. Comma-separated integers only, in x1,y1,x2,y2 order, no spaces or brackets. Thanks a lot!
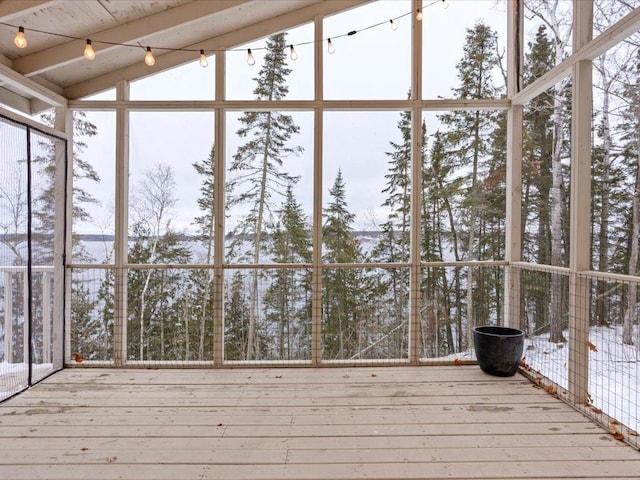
0,0,370,105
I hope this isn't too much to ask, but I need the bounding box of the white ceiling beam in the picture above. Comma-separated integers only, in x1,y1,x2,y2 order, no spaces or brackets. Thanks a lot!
64,0,370,99
513,6,640,105
0,0,60,21
0,86,31,113
12,0,252,77
0,62,66,106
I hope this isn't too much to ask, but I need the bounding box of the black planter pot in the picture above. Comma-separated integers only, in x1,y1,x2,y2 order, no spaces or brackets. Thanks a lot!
473,326,525,377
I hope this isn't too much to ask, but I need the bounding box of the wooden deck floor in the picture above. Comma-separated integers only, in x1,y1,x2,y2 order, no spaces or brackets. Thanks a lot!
0,366,639,479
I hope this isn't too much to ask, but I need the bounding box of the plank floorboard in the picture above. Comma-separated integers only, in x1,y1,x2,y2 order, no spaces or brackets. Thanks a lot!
1,366,638,479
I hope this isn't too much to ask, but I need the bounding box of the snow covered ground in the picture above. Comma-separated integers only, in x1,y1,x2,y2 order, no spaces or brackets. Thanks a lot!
524,325,639,433
440,325,638,433
0,362,54,400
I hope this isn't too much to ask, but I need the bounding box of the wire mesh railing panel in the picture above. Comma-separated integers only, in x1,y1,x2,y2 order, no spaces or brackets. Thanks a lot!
70,267,114,363
127,267,216,365
420,264,504,361
321,266,409,362
517,266,570,390
584,274,639,448
224,267,312,363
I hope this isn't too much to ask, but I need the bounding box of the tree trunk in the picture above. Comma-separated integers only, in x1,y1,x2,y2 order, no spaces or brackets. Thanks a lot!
623,117,640,346
549,83,567,343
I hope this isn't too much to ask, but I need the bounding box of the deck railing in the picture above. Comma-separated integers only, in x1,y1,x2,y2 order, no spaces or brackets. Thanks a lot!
512,263,639,449
4,261,633,448
0,266,55,400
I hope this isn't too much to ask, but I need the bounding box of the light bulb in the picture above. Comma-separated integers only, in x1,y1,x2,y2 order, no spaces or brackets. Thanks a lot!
247,48,255,66
327,38,335,55
199,49,208,67
144,46,155,66
416,9,423,21
14,26,27,48
289,45,298,61
390,19,398,31
83,39,96,60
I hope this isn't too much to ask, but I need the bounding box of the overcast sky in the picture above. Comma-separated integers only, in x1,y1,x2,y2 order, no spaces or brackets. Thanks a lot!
77,0,513,237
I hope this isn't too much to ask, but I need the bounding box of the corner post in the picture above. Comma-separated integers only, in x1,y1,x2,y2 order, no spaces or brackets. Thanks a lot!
568,0,593,405
504,0,524,330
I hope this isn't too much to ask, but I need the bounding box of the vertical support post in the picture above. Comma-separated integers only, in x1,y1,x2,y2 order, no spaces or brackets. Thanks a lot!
3,272,12,362
22,270,28,365
408,0,423,363
42,271,51,364
213,51,226,366
312,15,323,365
113,80,130,366
504,0,524,329
568,0,593,405
54,105,71,368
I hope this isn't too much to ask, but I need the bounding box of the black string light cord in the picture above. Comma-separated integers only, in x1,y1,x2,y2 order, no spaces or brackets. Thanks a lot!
2,0,445,65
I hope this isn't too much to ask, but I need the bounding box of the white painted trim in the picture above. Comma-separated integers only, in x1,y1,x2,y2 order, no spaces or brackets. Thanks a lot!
113,81,129,366
3,272,13,362
0,106,67,139
408,0,423,364
311,15,323,366
53,105,70,369
503,0,523,330
513,6,640,105
0,63,66,107
568,0,593,406
68,99,511,111
213,51,226,366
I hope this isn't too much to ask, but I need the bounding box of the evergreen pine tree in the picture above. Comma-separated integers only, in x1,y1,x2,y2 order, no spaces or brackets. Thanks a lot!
436,22,501,348
191,145,217,359
263,185,312,359
227,32,303,359
322,170,363,359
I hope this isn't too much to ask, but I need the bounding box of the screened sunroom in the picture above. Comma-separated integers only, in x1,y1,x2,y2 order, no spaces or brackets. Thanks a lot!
0,0,639,478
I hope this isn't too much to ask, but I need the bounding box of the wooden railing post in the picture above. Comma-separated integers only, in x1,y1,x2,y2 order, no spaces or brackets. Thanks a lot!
42,271,51,364
3,271,12,363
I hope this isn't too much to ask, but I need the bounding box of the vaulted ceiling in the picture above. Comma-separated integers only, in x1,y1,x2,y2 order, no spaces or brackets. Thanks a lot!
0,0,368,111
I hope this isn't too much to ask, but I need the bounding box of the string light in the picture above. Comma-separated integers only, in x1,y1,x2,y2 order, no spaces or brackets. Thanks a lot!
199,49,208,67
327,38,335,55
14,26,27,48
144,46,155,66
246,48,256,66
83,39,96,60
3,2,446,64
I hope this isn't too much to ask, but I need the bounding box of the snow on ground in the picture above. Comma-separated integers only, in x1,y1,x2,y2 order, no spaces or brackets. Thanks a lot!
439,325,638,432
524,325,639,432
0,362,54,400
